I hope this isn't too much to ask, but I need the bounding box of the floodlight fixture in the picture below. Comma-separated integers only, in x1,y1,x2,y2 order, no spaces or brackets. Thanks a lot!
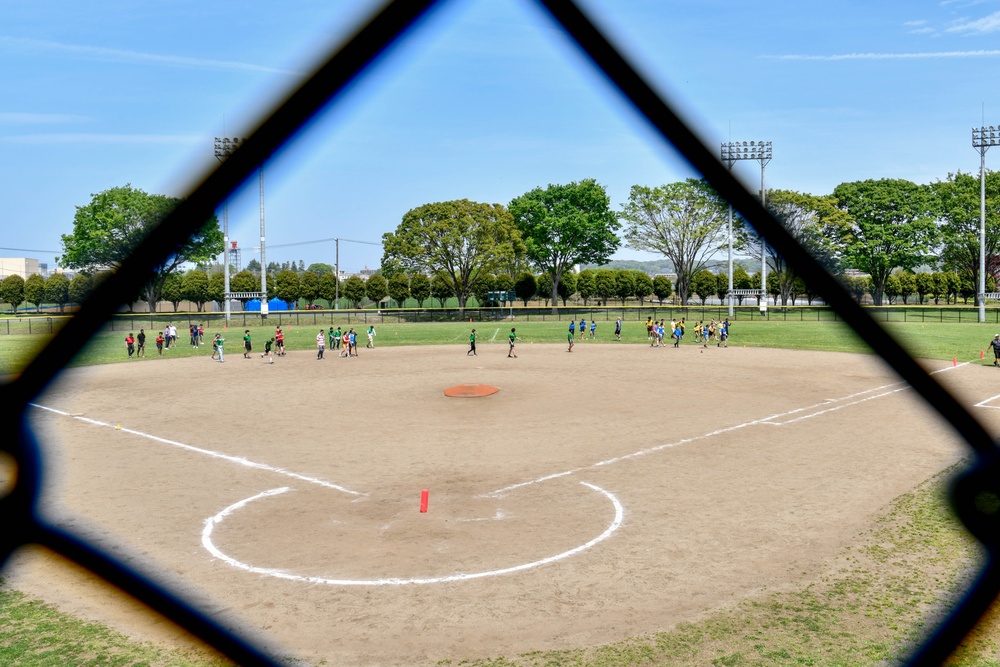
213,137,244,322
973,126,1000,322
721,139,773,315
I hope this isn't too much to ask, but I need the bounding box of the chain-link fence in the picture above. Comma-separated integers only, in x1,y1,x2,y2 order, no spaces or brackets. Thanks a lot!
3,1,997,665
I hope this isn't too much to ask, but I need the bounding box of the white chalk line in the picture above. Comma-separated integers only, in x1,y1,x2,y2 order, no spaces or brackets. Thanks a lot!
201,481,623,586
490,327,500,342
489,358,977,496
27,403,364,497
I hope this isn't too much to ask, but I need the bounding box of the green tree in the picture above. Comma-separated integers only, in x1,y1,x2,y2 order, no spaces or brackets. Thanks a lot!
429,273,451,307
509,179,620,313
557,271,577,307
388,273,411,308
931,271,950,306
382,199,520,313
44,273,71,314
230,270,260,310
496,274,514,303
208,272,224,307
833,179,939,306
735,189,850,306
343,275,366,308
472,272,495,307
576,269,596,306
274,269,301,309
246,258,262,275
715,272,729,303
732,265,753,305
161,273,184,312
181,270,210,311
24,274,46,312
898,272,916,305
593,269,616,306
0,274,25,313
652,275,673,304
934,170,1000,308
306,262,334,276
690,270,716,306
514,272,537,307
365,274,389,306
318,273,339,307
884,274,901,305
614,269,635,306
299,271,320,307
58,184,222,312
621,179,727,305
410,273,431,308
633,271,653,305
915,272,935,305
68,273,92,306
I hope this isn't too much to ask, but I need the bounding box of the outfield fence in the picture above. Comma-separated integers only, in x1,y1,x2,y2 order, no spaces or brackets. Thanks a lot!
3,305,1000,335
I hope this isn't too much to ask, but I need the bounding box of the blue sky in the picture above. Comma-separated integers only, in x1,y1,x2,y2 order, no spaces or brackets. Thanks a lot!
3,0,1000,273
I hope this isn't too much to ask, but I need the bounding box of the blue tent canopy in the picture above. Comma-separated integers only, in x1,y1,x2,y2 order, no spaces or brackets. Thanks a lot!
243,298,289,312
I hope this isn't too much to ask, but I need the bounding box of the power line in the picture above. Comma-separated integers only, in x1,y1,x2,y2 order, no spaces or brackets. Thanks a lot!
266,236,381,250
0,246,60,254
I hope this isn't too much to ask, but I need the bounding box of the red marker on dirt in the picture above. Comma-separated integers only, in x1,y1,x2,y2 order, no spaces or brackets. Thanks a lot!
420,489,429,513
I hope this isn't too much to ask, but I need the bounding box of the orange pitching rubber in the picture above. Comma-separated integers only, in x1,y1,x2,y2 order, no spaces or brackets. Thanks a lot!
420,489,429,513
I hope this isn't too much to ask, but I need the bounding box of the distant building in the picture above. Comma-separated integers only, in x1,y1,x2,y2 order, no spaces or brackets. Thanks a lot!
0,258,41,279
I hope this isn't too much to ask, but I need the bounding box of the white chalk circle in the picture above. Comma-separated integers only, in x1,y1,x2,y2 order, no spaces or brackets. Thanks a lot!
202,481,624,586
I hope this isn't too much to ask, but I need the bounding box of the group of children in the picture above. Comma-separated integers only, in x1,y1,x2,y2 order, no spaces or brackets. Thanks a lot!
313,326,372,360
644,316,729,349
128,317,731,363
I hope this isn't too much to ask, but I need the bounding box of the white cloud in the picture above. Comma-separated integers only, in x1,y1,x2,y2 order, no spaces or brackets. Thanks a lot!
903,20,929,27
947,11,1000,33
0,133,203,145
0,37,301,76
761,49,1000,61
0,112,89,124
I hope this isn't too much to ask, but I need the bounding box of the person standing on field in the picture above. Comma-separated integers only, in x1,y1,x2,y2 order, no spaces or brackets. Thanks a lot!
468,329,478,356
243,330,252,358
590,320,596,339
263,337,275,363
991,334,1000,367
316,329,325,360
567,325,574,352
136,329,146,358
333,326,342,350
155,331,164,356
614,317,622,341
366,325,376,348
275,327,285,356
348,328,357,356
125,332,135,359
215,333,225,362
508,327,520,358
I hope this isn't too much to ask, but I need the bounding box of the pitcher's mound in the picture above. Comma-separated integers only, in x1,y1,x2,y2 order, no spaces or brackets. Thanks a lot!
444,383,499,398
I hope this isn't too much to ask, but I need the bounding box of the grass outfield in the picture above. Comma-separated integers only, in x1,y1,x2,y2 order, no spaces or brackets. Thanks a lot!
3,318,1000,665
4,318,1000,376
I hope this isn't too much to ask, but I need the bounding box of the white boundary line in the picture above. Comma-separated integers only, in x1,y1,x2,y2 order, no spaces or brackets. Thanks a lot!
489,359,976,495
28,403,364,496
975,393,1000,409
201,482,623,586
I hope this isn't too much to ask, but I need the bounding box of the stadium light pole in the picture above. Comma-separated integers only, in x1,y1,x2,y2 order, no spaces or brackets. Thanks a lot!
720,145,737,317
721,140,772,314
213,137,239,322
973,125,999,323
258,162,267,317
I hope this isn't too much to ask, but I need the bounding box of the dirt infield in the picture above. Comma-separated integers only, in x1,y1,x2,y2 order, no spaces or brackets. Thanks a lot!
7,342,998,665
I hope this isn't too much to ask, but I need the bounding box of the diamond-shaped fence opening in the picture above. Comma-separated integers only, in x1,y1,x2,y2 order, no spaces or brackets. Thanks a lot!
2,1,998,665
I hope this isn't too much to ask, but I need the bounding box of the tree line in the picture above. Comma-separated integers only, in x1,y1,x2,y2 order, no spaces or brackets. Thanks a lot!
47,170,1000,314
